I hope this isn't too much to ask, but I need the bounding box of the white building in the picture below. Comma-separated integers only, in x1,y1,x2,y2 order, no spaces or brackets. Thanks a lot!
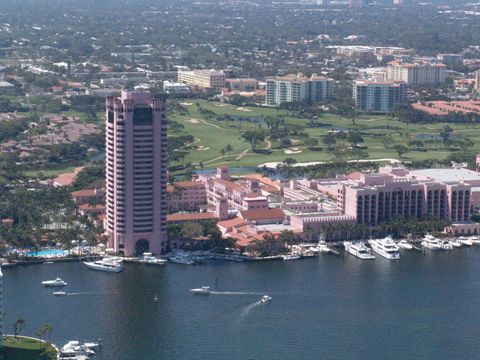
177,69,225,89
163,81,190,94
353,80,406,113
387,61,447,86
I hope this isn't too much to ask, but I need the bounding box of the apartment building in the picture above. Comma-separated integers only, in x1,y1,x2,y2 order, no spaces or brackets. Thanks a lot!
353,80,406,113
265,73,334,106
167,181,207,212
105,91,168,255
177,69,226,89
387,61,447,86
226,78,258,92
475,70,480,92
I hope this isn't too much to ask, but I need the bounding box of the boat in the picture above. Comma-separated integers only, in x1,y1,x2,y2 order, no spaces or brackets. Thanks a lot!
60,341,96,359
42,278,67,287
448,238,462,248
282,254,301,260
260,295,272,304
313,241,331,254
154,295,158,303
139,252,167,265
458,236,473,246
169,254,195,265
83,257,123,272
468,236,480,245
440,240,453,250
368,237,401,260
53,291,67,296
343,242,375,260
189,286,211,295
397,240,413,250
421,234,442,250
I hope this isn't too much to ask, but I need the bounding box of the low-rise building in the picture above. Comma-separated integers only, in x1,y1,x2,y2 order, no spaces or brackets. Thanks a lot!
178,69,226,89
167,181,208,212
163,81,190,94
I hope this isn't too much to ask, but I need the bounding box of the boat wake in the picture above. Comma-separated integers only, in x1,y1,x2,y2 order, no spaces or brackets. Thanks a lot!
240,301,262,317
209,291,264,296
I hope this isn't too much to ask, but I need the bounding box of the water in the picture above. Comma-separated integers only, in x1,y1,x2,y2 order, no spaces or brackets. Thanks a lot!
4,249,480,359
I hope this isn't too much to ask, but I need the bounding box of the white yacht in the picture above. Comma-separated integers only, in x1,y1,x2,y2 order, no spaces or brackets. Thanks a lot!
458,236,473,246
344,242,375,260
60,341,97,359
440,240,453,250
42,278,67,287
139,252,167,265
314,241,331,254
53,291,67,296
83,257,123,272
169,254,195,265
368,237,401,260
468,236,480,245
448,239,462,248
397,240,413,250
260,295,272,304
190,286,211,295
421,234,442,250
282,254,301,261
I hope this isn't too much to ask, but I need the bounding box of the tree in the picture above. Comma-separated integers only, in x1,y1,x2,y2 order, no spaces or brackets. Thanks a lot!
440,125,453,142
36,323,53,348
304,137,319,149
241,130,265,150
279,230,298,246
322,132,336,147
13,318,26,339
225,144,234,161
393,144,408,158
181,223,203,239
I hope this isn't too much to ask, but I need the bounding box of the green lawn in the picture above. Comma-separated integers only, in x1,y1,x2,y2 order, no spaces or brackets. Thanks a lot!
23,165,78,178
2,336,57,360
169,100,480,169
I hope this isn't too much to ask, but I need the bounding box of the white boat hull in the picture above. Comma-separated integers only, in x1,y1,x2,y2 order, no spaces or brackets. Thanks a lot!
84,261,123,272
344,242,375,260
421,241,441,250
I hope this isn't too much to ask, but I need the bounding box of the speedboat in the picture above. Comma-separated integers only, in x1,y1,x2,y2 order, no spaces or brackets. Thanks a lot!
169,254,195,265
368,237,401,260
397,240,413,250
448,239,462,248
42,278,67,287
314,241,331,254
60,341,96,359
458,236,473,246
468,236,480,245
190,286,211,295
440,240,453,250
421,234,442,250
282,254,301,260
53,291,67,296
260,295,272,304
344,242,375,260
140,252,167,265
83,257,123,272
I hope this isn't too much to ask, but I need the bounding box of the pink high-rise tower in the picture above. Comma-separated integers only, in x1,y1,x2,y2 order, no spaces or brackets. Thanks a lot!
105,91,167,255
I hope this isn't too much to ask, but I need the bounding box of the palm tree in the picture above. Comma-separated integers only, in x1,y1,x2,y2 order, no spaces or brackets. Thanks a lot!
225,144,234,162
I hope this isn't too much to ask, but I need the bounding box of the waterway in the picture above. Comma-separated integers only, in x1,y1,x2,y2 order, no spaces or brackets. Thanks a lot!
4,247,480,359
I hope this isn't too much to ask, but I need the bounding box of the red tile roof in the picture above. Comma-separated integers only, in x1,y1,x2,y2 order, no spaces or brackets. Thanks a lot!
71,189,96,197
167,212,217,222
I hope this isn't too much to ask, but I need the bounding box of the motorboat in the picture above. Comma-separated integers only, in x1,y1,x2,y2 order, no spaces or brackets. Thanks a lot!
139,252,167,265
440,240,453,251
468,236,480,245
53,291,67,296
368,237,401,260
344,242,375,260
421,234,442,250
397,240,413,250
282,254,301,260
83,257,123,272
169,254,195,265
448,239,462,248
458,236,473,246
260,295,272,304
189,286,211,295
314,241,331,254
42,278,67,287
60,341,96,359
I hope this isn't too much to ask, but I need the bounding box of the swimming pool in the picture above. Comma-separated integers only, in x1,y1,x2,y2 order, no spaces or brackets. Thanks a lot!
27,249,68,257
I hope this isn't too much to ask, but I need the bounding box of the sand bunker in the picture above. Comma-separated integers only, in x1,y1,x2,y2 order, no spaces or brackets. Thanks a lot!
236,107,252,112
179,102,193,106
197,145,210,151
188,118,200,124
284,147,302,154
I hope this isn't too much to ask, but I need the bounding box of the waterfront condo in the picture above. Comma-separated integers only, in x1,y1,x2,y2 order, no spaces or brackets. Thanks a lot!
105,91,168,255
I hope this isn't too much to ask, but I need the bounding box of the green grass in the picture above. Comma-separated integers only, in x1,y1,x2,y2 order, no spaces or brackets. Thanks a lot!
2,336,57,360
169,100,480,170
23,165,78,177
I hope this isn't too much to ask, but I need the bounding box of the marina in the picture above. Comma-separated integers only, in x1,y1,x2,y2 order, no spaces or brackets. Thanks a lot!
4,245,480,359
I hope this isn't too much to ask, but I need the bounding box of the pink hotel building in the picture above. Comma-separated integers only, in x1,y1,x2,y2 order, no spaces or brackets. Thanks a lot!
105,91,168,255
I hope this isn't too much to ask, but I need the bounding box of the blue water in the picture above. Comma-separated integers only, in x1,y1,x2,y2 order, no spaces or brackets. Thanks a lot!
27,249,67,257
4,248,480,359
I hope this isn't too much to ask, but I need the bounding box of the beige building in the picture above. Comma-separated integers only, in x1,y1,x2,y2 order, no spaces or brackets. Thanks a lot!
177,69,226,89
387,61,447,86
226,78,258,92
475,70,480,92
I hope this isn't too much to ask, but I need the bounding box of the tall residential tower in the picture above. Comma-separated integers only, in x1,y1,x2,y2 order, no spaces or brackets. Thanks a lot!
105,91,168,255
